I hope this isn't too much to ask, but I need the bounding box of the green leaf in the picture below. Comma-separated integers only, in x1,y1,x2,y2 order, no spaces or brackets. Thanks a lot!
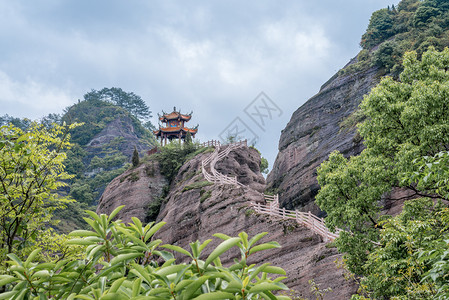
239,232,249,249
156,265,187,276
204,237,240,268
129,264,152,284
132,277,142,297
66,238,97,246
263,266,286,275
161,244,193,258
144,222,166,242
199,239,212,253
248,242,281,255
6,253,23,266
213,233,231,240
181,276,210,299
31,270,50,279
108,277,127,293
0,291,17,300
85,210,102,224
131,217,143,232
248,282,287,293
87,244,105,260
107,205,125,222
69,230,100,237
99,294,128,300
110,253,142,265
0,275,18,287
248,263,270,282
24,248,41,267
116,226,147,248
248,232,268,248
192,291,235,300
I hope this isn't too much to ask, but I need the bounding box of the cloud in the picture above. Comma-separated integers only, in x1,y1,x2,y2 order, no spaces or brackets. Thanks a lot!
0,0,399,165
0,71,74,119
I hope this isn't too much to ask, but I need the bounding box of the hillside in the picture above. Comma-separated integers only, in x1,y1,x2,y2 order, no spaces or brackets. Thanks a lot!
0,88,158,232
62,91,157,206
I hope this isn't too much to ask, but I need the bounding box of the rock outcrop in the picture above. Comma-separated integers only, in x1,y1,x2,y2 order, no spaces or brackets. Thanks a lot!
153,145,357,299
267,62,382,213
96,159,167,223
86,115,150,159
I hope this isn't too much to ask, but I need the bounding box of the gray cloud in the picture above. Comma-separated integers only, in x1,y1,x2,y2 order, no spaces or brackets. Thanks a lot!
0,0,398,166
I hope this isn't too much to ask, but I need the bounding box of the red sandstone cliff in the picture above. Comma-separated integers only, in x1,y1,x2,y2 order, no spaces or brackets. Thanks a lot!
98,146,357,299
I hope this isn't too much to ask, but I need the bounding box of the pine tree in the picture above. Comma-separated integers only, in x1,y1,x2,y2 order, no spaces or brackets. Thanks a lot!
132,146,139,167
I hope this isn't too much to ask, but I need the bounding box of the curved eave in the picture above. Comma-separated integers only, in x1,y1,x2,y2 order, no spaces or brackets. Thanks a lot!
153,127,197,137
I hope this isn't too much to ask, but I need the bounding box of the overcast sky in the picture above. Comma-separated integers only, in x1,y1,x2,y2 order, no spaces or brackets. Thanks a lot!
0,0,398,167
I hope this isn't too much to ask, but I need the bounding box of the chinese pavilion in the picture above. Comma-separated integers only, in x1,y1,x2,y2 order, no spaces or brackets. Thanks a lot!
153,107,198,145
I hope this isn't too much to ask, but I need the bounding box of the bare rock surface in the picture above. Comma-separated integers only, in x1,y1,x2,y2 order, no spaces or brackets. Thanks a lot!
86,115,150,158
155,145,357,299
267,63,382,213
96,159,167,223
215,145,266,192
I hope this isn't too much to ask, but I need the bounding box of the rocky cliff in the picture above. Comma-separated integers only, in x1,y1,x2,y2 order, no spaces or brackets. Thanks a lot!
267,61,382,213
98,145,357,299
86,115,151,159
96,158,167,223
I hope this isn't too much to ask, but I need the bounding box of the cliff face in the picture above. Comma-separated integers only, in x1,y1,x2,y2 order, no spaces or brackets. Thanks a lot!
96,159,167,223
97,145,357,298
267,62,382,213
86,115,151,159
153,146,356,299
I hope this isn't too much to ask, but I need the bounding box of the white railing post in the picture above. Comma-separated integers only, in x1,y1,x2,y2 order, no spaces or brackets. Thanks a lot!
308,211,313,230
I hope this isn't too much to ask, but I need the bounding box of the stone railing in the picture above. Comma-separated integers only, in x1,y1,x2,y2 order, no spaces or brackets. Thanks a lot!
200,140,221,148
201,140,246,185
200,139,340,242
250,201,341,242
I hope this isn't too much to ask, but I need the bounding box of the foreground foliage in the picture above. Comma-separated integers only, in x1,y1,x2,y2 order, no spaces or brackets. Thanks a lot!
317,47,449,298
0,122,82,270
0,206,290,299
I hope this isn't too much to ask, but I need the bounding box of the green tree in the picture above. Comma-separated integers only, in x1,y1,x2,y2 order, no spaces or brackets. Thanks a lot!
361,8,395,49
260,157,269,174
361,198,442,299
185,131,193,145
316,47,449,285
0,114,31,131
84,87,152,121
155,141,201,183
132,146,140,167
0,122,80,264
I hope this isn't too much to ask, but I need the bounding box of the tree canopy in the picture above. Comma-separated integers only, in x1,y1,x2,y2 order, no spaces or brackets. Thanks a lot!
0,122,80,265
83,87,152,121
316,47,449,298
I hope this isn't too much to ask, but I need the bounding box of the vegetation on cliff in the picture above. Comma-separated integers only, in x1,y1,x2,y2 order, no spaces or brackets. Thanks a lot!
317,47,449,299
60,89,157,206
341,0,449,76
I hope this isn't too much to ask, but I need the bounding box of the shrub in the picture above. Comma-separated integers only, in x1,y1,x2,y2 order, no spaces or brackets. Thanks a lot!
0,207,291,299
182,180,214,192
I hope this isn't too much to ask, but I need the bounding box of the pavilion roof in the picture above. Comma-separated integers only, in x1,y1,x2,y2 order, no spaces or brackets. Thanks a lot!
159,110,192,122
